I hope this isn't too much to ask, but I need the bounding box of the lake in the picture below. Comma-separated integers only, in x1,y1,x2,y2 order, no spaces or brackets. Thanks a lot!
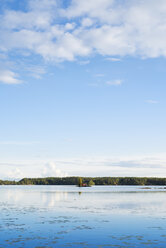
0,185,166,247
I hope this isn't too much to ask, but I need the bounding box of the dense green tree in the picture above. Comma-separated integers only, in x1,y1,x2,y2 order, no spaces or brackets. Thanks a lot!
0,176,166,186
78,177,83,187
88,179,95,186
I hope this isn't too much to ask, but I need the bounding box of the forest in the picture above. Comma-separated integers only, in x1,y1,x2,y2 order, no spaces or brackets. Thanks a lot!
0,177,166,185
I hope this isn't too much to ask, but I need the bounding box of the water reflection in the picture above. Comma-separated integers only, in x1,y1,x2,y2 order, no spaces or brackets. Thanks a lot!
0,186,166,247
0,186,166,217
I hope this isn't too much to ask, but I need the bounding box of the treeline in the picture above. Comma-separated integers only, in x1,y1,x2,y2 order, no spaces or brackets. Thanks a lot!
0,180,16,185
1,177,166,185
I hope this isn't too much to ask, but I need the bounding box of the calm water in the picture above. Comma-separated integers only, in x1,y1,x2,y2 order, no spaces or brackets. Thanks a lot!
0,185,166,248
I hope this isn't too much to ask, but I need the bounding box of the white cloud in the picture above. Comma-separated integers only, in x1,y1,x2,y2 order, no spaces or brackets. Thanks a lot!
0,70,22,84
65,22,76,30
32,30,90,61
0,0,166,63
2,10,52,30
4,167,24,180
61,0,115,20
81,18,94,27
42,162,68,177
106,57,121,62
26,66,46,79
28,0,58,11
106,79,122,86
62,0,166,58
0,0,166,83
1,154,166,179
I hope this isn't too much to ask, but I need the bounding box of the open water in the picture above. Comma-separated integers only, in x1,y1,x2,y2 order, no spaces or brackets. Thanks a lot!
0,185,166,247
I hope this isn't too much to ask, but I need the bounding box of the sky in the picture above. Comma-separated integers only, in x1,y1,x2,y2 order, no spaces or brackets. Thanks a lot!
0,0,166,179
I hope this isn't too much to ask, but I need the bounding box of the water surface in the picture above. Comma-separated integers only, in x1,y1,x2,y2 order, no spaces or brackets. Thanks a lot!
0,185,166,247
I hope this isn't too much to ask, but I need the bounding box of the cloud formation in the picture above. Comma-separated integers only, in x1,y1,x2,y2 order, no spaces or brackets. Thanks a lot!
1,0,166,83
42,162,68,177
1,154,166,180
0,69,22,84
0,0,166,62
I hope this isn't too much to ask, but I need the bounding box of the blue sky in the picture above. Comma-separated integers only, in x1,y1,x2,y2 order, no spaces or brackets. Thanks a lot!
0,0,166,179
